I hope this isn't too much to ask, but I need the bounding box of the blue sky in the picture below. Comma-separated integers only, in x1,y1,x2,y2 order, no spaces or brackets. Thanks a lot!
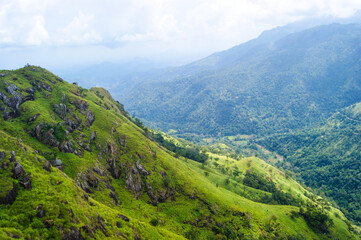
1,0,361,69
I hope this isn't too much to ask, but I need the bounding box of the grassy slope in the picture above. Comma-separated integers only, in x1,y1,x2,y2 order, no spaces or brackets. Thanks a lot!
0,66,357,239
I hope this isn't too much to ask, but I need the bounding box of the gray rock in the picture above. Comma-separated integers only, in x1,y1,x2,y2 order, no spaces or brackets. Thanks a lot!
51,158,62,166
59,140,74,153
90,131,96,141
146,182,158,206
125,165,142,199
12,162,25,179
5,84,19,96
19,173,32,190
27,113,40,123
25,87,35,94
136,159,149,176
0,151,5,161
0,182,18,204
43,160,51,172
86,110,95,126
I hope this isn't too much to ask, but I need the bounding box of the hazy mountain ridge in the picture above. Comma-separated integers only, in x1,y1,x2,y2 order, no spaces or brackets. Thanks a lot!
124,23,361,136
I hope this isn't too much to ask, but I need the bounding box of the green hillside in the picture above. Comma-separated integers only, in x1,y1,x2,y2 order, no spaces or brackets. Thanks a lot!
258,101,361,225
123,23,361,136
0,66,358,239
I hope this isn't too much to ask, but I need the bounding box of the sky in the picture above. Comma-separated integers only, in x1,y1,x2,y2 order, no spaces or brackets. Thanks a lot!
1,0,361,70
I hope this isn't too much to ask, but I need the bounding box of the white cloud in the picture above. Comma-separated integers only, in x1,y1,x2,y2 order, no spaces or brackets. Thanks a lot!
1,0,361,68
25,15,50,45
56,11,102,45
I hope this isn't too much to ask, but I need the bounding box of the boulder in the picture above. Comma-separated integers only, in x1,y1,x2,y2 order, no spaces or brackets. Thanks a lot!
25,87,35,94
12,162,25,179
59,140,74,153
51,158,63,167
43,160,52,172
27,113,40,123
0,182,18,204
19,173,32,190
86,110,95,126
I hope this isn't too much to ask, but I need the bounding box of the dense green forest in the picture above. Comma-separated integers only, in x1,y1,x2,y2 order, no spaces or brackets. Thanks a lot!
258,103,361,225
124,23,361,136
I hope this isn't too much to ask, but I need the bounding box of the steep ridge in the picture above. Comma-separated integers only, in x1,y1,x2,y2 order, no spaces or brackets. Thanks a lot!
124,23,361,136
0,66,357,239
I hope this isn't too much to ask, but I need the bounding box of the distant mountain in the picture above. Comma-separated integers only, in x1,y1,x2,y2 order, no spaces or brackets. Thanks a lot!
56,59,172,100
123,23,361,136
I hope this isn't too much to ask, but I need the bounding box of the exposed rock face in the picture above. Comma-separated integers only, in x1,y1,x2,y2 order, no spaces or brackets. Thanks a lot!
146,182,158,206
59,140,75,153
72,99,88,112
0,151,5,161
53,103,68,120
136,159,149,176
0,182,18,204
19,173,32,190
6,84,19,96
125,165,142,199
31,123,60,148
12,161,25,179
86,110,95,126
25,87,35,94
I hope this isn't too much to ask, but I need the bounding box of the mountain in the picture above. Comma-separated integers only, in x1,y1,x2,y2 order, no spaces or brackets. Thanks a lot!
257,101,361,225
0,65,358,239
56,59,174,100
123,23,361,136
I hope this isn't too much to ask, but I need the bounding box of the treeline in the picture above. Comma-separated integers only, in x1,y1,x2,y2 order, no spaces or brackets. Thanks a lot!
257,115,361,224
243,169,303,206
132,117,208,163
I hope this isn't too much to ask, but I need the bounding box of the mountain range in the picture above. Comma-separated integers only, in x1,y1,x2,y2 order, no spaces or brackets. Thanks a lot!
0,66,358,239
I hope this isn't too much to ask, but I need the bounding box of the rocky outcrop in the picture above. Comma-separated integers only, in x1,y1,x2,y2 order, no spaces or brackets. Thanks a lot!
86,110,95,126
125,165,142,199
146,182,158,206
19,173,32,190
27,113,40,123
136,159,149,176
12,161,25,179
59,140,75,153
72,99,88,112
0,182,18,205
53,103,68,120
0,151,5,161
31,123,60,148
